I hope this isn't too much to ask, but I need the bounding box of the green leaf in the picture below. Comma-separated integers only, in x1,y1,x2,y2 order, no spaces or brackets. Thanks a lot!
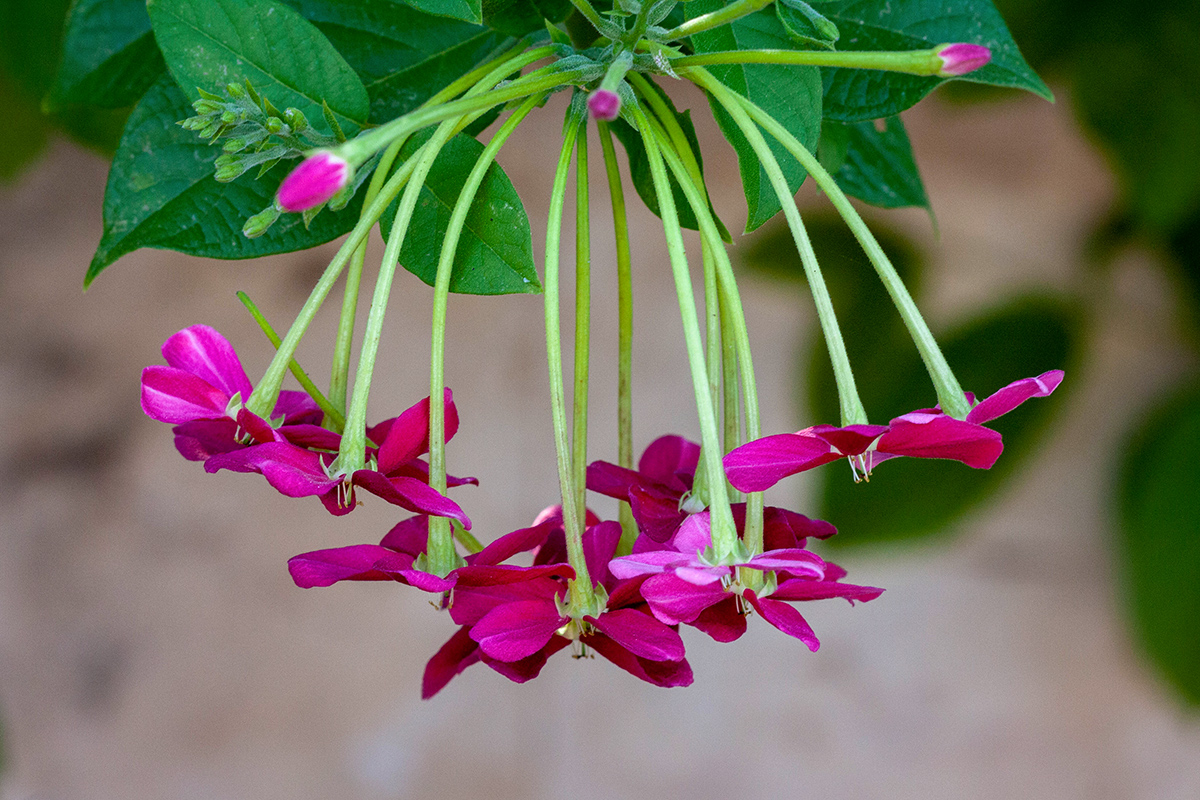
0,0,73,98
0,71,51,182
86,77,361,286
380,131,541,295
47,0,165,109
403,0,484,25
688,0,823,232
609,80,732,241
287,0,507,123
776,0,839,49
828,116,930,210
814,293,1076,547
816,0,1051,122
481,0,547,36
1117,381,1200,706
147,0,369,134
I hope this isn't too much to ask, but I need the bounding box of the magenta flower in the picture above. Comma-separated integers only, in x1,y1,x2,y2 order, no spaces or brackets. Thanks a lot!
587,89,621,121
724,370,1064,491
276,151,350,212
587,435,701,543
935,43,992,76
204,389,475,525
609,512,882,650
140,325,321,460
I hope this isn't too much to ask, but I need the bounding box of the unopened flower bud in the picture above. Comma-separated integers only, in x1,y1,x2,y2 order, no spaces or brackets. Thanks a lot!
242,204,282,238
265,117,286,135
935,43,992,76
223,138,247,153
226,82,247,99
276,151,351,213
193,99,221,114
587,88,621,122
283,108,308,134
214,154,248,182
220,109,239,123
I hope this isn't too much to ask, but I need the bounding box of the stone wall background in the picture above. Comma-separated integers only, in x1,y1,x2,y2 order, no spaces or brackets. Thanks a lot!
2,85,1198,799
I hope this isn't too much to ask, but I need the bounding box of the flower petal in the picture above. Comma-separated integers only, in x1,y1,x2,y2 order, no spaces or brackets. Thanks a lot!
877,413,1003,469
585,633,694,688
743,548,826,579
628,485,688,543
376,389,459,474
723,433,842,492
637,435,700,491
171,418,241,461
422,627,481,699
470,599,565,662
160,325,252,400
583,521,622,584
587,608,685,661
481,637,570,684
690,596,747,642
141,366,229,423
608,550,694,580
287,544,414,588
352,471,471,529
470,520,555,566
205,442,337,497
640,572,728,625
966,370,1064,425
744,590,820,651
772,578,884,604
671,512,713,555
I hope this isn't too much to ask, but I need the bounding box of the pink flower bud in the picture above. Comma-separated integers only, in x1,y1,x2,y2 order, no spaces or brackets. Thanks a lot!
276,151,350,213
935,43,992,76
587,89,621,122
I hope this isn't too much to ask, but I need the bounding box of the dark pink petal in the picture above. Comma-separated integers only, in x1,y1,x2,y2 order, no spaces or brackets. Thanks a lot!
352,471,471,529
588,608,685,661
743,548,826,579
723,433,842,492
448,577,563,626
205,441,337,497
638,435,700,491
141,366,229,423
279,423,342,451
395,569,456,593
379,516,429,555
605,573,649,609
236,408,284,445
965,370,1064,425
388,459,479,488
452,564,573,588
772,578,884,604
376,389,459,474
422,627,480,699
583,521,622,584
481,637,570,683
172,419,241,461
744,590,819,651
160,325,252,400
470,520,555,566
690,596,747,642
587,88,621,121
877,413,1003,468
807,423,888,456
271,390,321,424
585,460,646,500
586,633,694,687
640,572,728,624
470,599,566,661
287,544,414,588
742,505,837,549
628,485,687,543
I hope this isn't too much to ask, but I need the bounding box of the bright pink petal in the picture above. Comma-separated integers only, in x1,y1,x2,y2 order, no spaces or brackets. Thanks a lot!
966,370,1064,424
423,627,481,699
171,419,240,461
583,521,622,583
744,590,820,651
469,520,555,566
671,512,713,555
352,471,471,529
277,151,350,213
141,366,229,423
640,572,728,625
723,433,842,492
376,389,459,474
160,325,252,400
287,544,414,588
272,390,322,424
470,600,565,662
690,596,747,642
205,442,337,497
586,633,694,687
806,423,888,456
588,608,685,661
448,577,563,626
608,550,694,579
743,548,826,579
638,435,700,490
772,578,884,604
877,413,1003,468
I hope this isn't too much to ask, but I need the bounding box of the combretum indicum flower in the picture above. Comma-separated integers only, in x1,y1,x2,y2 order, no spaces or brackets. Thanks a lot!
121,0,1056,697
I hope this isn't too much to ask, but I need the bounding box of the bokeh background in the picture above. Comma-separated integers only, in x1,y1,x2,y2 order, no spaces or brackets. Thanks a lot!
2,1,1199,798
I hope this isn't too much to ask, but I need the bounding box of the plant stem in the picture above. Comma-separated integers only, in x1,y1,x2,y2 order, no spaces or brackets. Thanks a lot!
661,0,774,42
692,69,868,426
597,120,637,554
640,113,765,556
572,124,592,532
692,68,971,418
674,48,947,74
236,291,344,429
425,94,546,575
546,100,596,605
630,103,737,558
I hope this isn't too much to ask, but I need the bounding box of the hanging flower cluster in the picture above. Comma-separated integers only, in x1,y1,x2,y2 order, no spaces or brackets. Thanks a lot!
126,0,1062,696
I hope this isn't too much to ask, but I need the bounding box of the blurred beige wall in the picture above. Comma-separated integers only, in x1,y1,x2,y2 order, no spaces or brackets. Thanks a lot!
1,84,1198,799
